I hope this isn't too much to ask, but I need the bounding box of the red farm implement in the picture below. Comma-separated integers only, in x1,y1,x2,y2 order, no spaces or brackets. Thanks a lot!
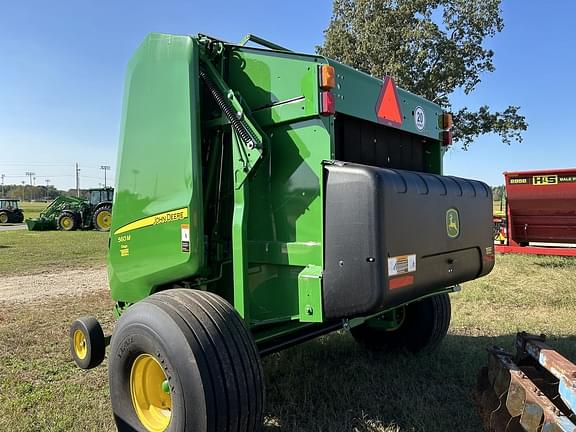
495,168,576,256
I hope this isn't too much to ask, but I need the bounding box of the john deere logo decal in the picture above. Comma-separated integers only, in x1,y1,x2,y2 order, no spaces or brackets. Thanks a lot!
446,208,460,238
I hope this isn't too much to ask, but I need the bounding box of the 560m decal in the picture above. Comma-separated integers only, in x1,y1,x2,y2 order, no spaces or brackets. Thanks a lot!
114,208,188,235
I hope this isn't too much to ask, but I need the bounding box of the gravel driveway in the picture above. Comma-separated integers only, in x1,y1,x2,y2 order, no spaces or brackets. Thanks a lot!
0,267,108,303
0,223,27,232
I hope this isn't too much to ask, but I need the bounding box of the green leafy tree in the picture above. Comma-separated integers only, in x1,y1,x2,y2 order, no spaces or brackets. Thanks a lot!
318,0,527,149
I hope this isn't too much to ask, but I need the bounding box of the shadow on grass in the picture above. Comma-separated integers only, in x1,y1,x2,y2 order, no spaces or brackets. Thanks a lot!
261,331,576,432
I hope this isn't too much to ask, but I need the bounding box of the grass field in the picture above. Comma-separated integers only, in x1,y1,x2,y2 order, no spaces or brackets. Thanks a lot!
1,233,575,431
0,230,108,276
20,201,49,220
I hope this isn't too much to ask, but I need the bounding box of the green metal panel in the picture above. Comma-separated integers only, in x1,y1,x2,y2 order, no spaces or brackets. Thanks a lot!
227,47,322,127
243,118,331,324
224,49,332,324
298,265,323,323
328,60,443,141
108,33,204,303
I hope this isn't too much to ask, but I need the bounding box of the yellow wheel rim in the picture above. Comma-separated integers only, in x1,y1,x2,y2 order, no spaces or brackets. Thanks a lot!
61,216,72,230
130,354,172,432
73,329,88,360
96,210,111,230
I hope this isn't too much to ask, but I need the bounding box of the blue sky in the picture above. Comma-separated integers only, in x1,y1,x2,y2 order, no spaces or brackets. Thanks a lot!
0,1,574,190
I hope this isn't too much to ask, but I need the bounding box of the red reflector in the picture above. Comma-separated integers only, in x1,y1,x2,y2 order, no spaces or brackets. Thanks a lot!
375,76,403,127
442,130,452,147
389,275,414,290
320,91,335,116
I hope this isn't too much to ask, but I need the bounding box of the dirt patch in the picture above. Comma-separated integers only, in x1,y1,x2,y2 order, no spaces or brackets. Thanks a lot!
0,267,108,303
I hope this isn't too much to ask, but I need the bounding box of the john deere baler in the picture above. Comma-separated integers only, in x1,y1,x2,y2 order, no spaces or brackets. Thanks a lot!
70,33,494,432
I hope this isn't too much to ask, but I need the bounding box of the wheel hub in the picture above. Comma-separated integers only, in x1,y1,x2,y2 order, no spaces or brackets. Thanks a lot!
130,354,172,432
61,217,72,229
96,210,111,229
73,330,88,360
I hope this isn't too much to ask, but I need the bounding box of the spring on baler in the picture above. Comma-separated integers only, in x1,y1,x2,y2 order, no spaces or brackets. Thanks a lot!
199,68,257,149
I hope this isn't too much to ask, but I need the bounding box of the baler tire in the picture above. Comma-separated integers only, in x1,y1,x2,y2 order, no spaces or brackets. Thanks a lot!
108,289,264,432
58,212,79,231
351,293,451,354
92,205,112,231
0,212,8,224
70,316,106,370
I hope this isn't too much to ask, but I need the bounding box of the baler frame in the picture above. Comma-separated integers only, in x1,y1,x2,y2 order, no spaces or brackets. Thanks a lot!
69,32,496,432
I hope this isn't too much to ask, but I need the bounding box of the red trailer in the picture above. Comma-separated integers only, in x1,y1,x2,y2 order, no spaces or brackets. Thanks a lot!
496,168,576,256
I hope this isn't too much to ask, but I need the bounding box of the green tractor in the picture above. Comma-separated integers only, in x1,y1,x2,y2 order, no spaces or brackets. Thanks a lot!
26,187,114,231
69,34,495,432
87,188,114,231
0,199,24,224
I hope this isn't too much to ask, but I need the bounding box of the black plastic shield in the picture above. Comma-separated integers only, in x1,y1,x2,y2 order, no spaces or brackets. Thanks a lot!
323,162,494,319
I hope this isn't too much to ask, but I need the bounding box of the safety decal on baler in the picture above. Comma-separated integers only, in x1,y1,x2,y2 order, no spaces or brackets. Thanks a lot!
388,254,416,290
414,106,426,131
375,76,403,127
388,254,416,276
181,224,190,253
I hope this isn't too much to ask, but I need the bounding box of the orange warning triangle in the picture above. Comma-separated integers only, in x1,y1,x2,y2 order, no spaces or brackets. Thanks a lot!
376,76,403,127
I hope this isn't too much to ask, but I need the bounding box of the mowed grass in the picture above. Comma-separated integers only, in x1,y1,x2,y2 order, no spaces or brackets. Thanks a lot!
0,229,109,276
1,254,575,431
20,201,50,220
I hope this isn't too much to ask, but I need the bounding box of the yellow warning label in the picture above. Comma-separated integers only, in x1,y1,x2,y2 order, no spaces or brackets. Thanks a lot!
114,208,188,235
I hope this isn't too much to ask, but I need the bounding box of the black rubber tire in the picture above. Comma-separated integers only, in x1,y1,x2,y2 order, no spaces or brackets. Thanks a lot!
0,212,8,224
70,316,106,370
92,205,112,232
108,289,265,432
14,212,24,223
58,211,79,231
351,293,451,354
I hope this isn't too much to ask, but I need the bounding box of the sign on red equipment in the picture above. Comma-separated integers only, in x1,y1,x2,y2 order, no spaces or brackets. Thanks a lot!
375,76,403,127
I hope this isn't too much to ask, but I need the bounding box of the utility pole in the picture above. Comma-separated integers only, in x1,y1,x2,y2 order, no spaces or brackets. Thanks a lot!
100,165,111,188
75,163,80,197
25,171,35,185
45,179,51,200
1,174,4,197
25,172,35,201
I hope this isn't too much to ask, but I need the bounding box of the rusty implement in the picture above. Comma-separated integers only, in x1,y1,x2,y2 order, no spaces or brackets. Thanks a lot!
476,333,576,432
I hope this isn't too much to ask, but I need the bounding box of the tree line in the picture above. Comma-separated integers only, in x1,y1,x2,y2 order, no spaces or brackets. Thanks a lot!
1,184,93,201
